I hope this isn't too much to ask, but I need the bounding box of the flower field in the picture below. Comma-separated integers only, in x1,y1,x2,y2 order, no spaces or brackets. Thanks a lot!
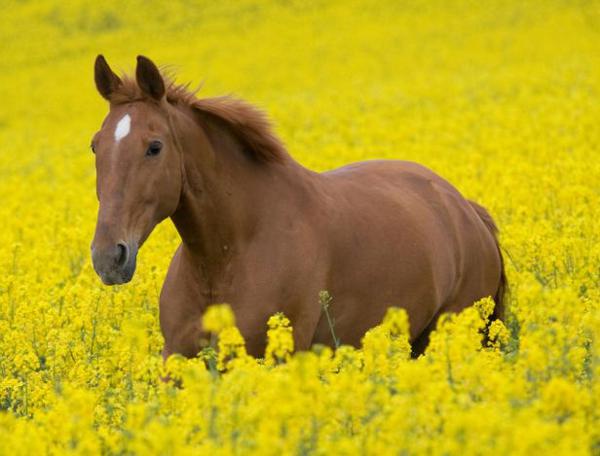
1,0,599,454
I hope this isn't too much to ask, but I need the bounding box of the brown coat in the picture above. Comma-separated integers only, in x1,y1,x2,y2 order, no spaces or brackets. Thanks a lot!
91,55,506,359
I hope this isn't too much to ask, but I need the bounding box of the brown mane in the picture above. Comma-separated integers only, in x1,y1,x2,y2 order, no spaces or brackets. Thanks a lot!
109,73,288,163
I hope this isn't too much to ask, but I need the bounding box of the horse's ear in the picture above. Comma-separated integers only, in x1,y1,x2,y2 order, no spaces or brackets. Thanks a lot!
94,55,122,101
136,55,165,100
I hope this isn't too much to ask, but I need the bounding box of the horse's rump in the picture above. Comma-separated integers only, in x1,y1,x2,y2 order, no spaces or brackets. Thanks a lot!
468,200,507,321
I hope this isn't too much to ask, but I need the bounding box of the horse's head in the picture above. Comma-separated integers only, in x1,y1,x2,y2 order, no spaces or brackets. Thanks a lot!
90,55,183,285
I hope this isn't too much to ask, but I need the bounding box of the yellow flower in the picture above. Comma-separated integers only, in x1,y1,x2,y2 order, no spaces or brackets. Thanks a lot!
0,0,599,453
265,313,294,366
202,304,236,334
217,326,249,371
539,378,584,422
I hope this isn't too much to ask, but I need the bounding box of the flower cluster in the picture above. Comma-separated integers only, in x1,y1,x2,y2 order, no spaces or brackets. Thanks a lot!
0,0,599,453
265,313,294,366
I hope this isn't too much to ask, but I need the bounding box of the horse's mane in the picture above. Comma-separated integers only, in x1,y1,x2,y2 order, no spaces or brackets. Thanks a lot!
110,73,288,163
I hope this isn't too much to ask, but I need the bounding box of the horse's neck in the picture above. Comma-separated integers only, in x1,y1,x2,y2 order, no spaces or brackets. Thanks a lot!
169,105,317,275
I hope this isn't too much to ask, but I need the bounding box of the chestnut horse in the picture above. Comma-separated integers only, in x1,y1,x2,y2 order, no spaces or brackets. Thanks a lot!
91,55,506,358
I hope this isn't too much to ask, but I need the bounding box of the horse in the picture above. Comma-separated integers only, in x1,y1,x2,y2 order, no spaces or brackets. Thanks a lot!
90,55,506,359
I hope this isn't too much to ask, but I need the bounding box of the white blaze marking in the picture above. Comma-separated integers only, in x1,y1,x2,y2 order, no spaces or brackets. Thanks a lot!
114,114,131,142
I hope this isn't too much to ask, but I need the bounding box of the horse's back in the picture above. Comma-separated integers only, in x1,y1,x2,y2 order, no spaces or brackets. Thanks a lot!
313,160,502,345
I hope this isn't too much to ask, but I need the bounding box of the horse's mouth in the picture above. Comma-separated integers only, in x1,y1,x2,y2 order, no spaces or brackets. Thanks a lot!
98,265,136,285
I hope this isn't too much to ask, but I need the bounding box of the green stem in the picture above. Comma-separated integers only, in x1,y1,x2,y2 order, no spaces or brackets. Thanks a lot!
319,291,340,349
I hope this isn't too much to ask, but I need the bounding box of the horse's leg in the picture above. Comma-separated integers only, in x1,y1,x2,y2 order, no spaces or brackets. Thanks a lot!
293,320,321,351
410,313,441,358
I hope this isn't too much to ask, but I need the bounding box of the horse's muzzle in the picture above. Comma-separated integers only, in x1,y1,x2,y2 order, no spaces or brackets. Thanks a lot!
91,241,138,285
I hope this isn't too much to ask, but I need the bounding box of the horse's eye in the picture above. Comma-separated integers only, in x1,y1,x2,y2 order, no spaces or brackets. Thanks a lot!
90,143,96,154
146,140,163,157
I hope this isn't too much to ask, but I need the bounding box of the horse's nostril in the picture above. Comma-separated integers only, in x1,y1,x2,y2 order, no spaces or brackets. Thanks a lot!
116,242,129,267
